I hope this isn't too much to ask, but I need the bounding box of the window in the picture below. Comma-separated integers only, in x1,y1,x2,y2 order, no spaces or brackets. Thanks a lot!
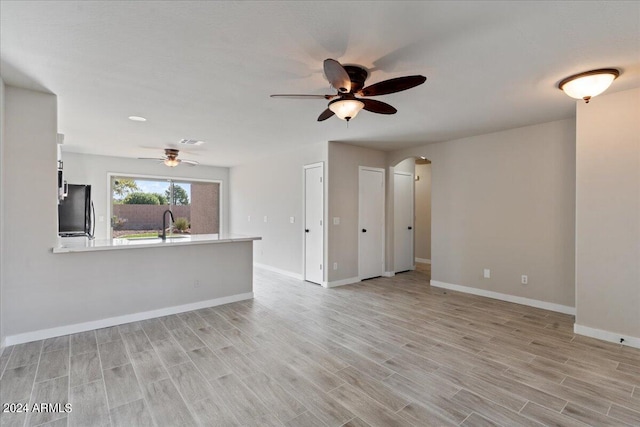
109,175,220,239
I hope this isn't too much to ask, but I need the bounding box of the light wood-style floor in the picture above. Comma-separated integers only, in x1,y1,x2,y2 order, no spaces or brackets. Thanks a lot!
1,267,639,427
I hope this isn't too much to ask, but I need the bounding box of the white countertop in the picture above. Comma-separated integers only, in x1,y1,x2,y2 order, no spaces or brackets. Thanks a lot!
53,233,261,253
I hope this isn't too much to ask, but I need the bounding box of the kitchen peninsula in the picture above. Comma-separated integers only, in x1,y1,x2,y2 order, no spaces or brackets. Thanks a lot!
53,233,260,253
5,233,260,345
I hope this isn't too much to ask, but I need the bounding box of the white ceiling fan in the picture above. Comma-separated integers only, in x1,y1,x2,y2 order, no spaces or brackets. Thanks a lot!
138,148,199,167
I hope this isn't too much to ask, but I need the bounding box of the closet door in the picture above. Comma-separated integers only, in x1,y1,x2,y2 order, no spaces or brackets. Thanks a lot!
304,163,324,284
359,167,385,280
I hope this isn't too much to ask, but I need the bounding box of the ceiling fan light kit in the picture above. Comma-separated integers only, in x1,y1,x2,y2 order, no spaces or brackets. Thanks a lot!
164,158,180,167
329,98,365,121
271,58,426,122
558,68,619,103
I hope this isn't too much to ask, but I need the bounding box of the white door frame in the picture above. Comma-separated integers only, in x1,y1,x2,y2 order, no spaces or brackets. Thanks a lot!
393,170,415,273
358,166,386,280
303,162,325,284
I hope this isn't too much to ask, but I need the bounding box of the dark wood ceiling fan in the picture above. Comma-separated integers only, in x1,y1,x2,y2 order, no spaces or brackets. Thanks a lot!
271,59,426,122
138,148,199,167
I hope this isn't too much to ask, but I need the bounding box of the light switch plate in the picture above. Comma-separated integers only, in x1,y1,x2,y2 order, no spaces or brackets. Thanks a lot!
290,217,295,224
263,216,268,223
483,269,491,279
333,217,340,225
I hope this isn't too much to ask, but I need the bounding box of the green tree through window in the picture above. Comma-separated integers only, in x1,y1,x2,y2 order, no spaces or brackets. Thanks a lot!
166,184,190,205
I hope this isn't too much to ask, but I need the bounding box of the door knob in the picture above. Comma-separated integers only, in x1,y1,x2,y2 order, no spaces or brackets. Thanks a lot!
408,226,412,230
305,229,310,233
362,229,367,233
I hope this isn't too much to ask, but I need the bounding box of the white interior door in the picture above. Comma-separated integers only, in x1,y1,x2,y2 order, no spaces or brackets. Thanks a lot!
394,171,414,272
359,167,385,280
304,163,324,284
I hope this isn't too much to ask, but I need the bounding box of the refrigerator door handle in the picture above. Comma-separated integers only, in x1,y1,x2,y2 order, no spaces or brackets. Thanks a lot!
89,201,96,239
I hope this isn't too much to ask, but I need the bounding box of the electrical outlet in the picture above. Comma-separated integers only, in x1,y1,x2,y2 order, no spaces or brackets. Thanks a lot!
290,216,295,224
333,217,340,225
247,215,251,222
98,215,105,222
333,262,338,270
263,216,268,223
521,275,528,285
483,269,491,279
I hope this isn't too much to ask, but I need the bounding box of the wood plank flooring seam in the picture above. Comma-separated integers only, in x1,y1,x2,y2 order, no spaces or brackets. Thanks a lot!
113,325,159,427
169,321,246,426
25,341,45,426
94,329,115,427
0,346,15,380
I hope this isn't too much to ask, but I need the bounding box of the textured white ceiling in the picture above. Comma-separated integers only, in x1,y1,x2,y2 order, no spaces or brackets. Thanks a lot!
1,1,639,166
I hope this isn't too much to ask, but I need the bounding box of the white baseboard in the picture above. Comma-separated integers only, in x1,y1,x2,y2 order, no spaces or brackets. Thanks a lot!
0,337,6,356
383,271,395,277
324,277,360,288
574,324,640,349
430,280,575,315
415,258,431,264
4,292,254,347
254,263,303,280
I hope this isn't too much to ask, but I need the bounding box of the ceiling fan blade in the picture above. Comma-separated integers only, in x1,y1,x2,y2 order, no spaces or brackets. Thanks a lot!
138,157,164,161
323,59,351,93
317,108,335,121
360,75,426,97
180,159,199,166
362,99,397,115
270,94,336,100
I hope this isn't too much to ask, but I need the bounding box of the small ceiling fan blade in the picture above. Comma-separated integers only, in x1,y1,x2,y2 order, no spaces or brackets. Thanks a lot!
360,75,426,97
138,157,164,161
317,108,335,121
362,99,397,115
180,159,199,166
323,59,351,93
270,94,336,100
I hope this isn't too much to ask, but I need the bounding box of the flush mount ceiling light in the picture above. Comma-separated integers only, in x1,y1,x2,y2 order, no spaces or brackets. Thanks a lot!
328,98,365,122
128,115,147,122
558,69,619,103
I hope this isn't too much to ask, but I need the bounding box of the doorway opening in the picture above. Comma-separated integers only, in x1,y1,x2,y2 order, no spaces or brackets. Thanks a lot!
414,157,431,281
393,157,431,281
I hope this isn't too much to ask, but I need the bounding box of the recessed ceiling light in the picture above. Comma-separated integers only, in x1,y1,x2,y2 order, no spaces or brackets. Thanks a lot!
128,116,147,122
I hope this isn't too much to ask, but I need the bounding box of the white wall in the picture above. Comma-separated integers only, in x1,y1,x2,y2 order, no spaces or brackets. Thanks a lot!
575,87,640,343
0,76,5,351
328,142,386,282
394,157,415,174
229,142,327,277
415,163,431,261
2,86,252,343
389,119,576,309
63,152,230,240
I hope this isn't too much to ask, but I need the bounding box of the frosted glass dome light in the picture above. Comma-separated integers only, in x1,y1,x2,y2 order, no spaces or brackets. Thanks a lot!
329,99,365,121
558,69,619,103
